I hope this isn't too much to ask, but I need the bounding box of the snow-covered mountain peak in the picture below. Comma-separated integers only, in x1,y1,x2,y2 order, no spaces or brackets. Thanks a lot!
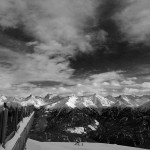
82,96,96,107
96,94,115,107
65,95,98,108
1,95,7,101
0,95,7,106
66,95,78,108
21,95,45,108
121,95,134,106
1,93,150,109
44,94,57,100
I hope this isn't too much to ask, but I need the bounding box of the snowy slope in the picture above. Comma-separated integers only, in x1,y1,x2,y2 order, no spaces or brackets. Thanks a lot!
26,139,144,150
45,95,97,110
66,127,86,134
42,93,150,110
96,94,115,107
66,95,97,108
21,95,46,108
82,96,96,107
66,96,78,108
1,94,150,109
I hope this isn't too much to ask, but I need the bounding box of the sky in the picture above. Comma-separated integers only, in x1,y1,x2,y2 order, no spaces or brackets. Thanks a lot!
0,0,150,97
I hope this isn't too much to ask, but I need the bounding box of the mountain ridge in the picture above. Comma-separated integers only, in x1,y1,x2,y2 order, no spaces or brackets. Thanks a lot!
1,93,150,109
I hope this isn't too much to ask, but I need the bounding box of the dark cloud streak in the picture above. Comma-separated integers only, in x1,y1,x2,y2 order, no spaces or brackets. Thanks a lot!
29,80,73,88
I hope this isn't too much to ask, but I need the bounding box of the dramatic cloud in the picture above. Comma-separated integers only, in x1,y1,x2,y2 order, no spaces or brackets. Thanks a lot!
114,0,150,44
0,0,99,96
0,46,74,87
0,0,99,54
1,0,150,96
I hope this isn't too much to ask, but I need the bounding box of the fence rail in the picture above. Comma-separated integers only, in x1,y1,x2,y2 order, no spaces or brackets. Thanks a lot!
12,112,35,150
0,103,34,148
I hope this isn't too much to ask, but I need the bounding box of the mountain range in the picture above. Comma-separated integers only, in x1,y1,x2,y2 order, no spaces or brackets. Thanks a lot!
0,94,150,110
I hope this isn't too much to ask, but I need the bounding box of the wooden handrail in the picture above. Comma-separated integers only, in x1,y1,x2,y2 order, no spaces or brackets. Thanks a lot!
4,131,15,145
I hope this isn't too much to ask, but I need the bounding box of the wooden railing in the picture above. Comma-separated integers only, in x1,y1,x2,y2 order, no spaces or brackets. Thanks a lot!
0,103,34,148
11,112,35,150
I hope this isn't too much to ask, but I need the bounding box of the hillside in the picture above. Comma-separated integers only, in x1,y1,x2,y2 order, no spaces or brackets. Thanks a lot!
27,94,150,149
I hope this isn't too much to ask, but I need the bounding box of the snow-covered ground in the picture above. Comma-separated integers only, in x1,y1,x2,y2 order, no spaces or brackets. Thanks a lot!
66,127,86,134
26,139,144,150
66,96,78,108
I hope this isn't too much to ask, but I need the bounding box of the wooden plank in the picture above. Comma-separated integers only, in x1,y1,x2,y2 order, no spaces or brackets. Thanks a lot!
21,107,24,121
15,107,18,131
2,108,8,146
17,124,20,130
0,106,3,112
0,108,4,144
11,112,35,150
4,131,15,144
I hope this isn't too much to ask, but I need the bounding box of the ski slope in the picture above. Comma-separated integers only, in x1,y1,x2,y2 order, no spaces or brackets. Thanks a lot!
26,139,144,150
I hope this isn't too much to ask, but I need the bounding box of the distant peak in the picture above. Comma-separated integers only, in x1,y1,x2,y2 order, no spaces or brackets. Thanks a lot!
44,93,58,99
0,95,7,100
66,95,78,108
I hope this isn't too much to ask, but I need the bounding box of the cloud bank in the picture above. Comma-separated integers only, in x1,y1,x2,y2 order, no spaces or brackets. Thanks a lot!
114,0,150,45
0,0,99,96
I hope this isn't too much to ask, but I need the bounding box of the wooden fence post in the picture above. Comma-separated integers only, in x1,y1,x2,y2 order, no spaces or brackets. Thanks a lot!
1,108,8,147
0,106,3,144
21,107,24,122
24,107,26,117
14,106,18,131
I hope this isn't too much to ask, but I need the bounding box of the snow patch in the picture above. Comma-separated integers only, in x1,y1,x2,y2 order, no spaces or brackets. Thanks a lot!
88,125,96,131
1,96,7,101
95,120,99,126
88,120,99,131
96,95,115,107
66,96,78,108
0,96,7,106
83,97,96,107
45,102,60,109
122,96,134,106
66,127,86,134
21,96,45,108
